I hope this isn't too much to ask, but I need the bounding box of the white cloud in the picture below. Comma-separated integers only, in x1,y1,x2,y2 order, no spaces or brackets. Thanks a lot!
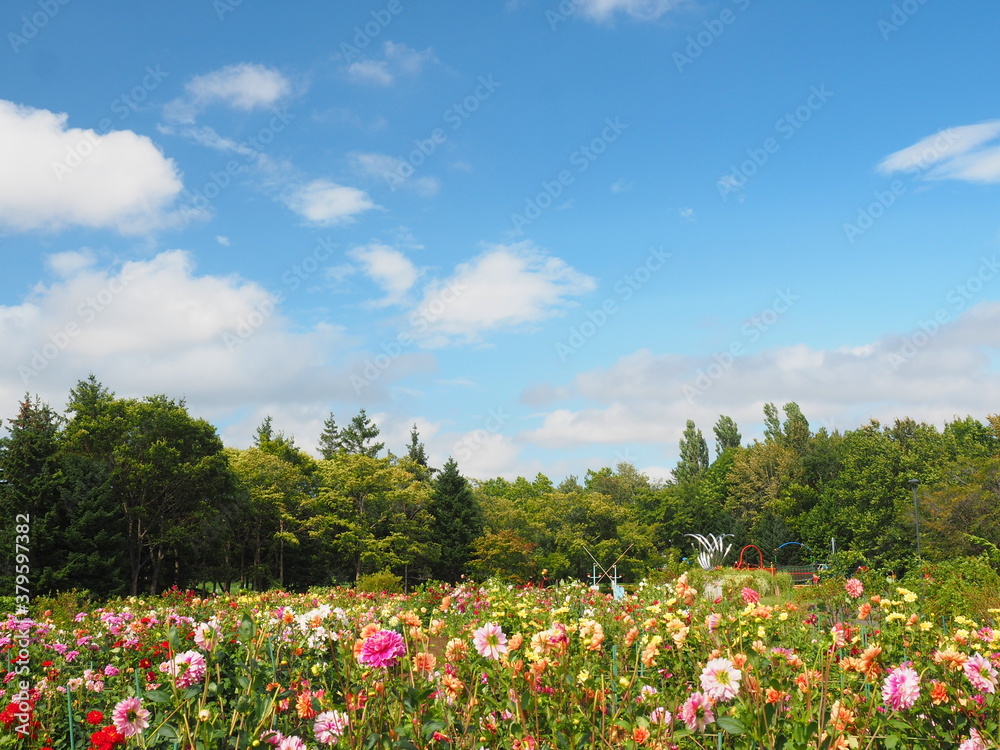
610,179,633,193
576,0,687,22
523,304,1000,452
216,235,231,246
679,207,695,220
345,42,437,86
282,179,378,225
165,63,292,124
409,242,596,347
0,100,187,235
878,120,1000,183
0,250,432,441
348,243,420,306
348,151,439,196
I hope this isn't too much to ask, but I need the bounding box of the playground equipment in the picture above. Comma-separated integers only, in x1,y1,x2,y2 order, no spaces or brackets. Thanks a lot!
772,541,829,584
734,544,774,573
582,545,632,600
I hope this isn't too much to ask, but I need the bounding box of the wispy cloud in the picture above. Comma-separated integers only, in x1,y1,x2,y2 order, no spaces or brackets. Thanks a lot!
878,120,1000,183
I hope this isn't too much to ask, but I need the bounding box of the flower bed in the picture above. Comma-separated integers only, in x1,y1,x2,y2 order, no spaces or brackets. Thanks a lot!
2,575,997,749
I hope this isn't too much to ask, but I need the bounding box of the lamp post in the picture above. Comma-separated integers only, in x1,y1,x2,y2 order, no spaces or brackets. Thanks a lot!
908,478,921,560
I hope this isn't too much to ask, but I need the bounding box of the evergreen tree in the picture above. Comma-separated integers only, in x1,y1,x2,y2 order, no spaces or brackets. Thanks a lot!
339,409,385,458
0,395,67,595
428,457,483,581
674,420,709,483
713,415,742,458
318,412,342,459
406,424,429,467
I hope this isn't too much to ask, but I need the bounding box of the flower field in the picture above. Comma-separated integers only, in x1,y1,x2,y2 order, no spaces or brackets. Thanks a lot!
2,574,998,750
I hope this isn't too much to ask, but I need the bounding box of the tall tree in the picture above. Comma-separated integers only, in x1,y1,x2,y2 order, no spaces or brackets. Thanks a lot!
782,402,811,454
674,420,710,484
428,457,483,582
339,409,385,458
405,423,429,467
713,415,742,458
0,396,67,594
763,403,783,444
318,412,342,459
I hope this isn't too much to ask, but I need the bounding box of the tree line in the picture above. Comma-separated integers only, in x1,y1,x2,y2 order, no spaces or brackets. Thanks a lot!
1,377,998,597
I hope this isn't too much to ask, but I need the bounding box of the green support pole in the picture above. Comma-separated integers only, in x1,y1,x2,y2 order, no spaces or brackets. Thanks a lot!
66,682,75,750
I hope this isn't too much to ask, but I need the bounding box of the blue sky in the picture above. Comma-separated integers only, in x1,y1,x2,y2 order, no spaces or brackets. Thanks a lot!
2,0,1000,481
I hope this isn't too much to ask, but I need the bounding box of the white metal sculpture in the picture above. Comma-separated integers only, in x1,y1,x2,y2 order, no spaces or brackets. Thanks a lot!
685,533,734,570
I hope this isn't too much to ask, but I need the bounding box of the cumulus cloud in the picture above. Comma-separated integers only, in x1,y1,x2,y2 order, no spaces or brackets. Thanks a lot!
164,63,292,124
0,100,187,235
522,301,1000,450
0,249,432,437
348,244,420,306
282,179,378,225
878,120,1000,183
345,42,437,86
409,241,597,347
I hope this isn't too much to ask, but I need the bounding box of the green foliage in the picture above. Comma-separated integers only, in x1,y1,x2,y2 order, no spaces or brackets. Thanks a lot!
429,458,482,582
903,557,1000,623
355,569,404,594
674,420,710,483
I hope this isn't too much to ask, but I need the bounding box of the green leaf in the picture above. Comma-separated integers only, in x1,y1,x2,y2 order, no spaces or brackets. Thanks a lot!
715,716,746,735
143,689,171,703
154,723,181,742
884,735,900,749
238,613,255,639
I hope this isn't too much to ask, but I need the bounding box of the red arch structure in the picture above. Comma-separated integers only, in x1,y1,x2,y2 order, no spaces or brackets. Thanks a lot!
734,544,774,574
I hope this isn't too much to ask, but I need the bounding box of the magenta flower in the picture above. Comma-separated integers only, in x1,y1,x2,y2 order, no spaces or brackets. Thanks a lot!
359,629,406,668
314,710,350,745
472,622,509,660
700,658,742,702
111,696,150,737
882,665,920,710
964,653,998,694
740,587,760,605
680,692,715,732
844,578,864,599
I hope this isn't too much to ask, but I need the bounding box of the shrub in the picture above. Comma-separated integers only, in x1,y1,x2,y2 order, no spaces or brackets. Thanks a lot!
355,569,404,594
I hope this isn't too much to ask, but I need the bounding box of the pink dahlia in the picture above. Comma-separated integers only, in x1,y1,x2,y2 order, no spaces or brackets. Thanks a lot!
740,587,760,605
650,706,672,725
194,621,221,652
278,736,307,750
699,658,742,702
314,710,350,745
472,622,509,660
958,729,986,750
111,696,150,738
679,692,715,732
844,578,864,599
359,629,406,668
964,653,998,694
705,613,721,633
882,665,920,711
160,650,207,689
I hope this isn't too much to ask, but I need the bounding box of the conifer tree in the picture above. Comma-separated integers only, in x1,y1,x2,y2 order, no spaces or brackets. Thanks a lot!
428,457,483,581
